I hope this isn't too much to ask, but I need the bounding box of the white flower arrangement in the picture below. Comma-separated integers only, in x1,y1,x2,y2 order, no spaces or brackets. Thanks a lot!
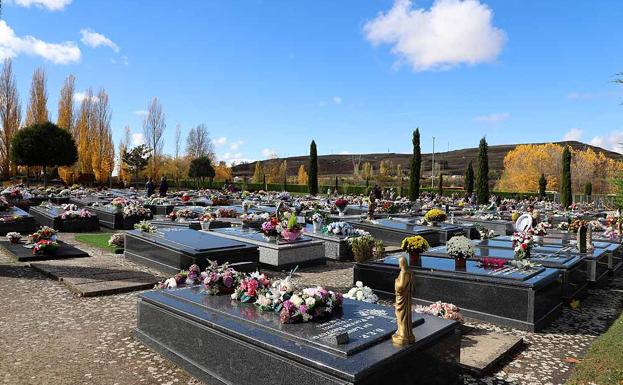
323,222,369,237
344,281,378,303
478,227,496,240
445,236,475,259
123,204,149,218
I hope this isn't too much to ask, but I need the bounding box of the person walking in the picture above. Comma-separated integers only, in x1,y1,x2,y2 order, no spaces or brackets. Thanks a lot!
159,177,169,197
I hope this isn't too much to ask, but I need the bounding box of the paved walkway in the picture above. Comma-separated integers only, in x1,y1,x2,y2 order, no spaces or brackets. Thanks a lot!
0,233,621,385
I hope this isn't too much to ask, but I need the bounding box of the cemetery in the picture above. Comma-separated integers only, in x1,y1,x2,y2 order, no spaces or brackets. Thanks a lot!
2,2,623,385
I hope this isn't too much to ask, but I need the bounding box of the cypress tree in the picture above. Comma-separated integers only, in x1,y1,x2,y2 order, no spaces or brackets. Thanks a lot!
476,137,490,204
308,140,318,195
464,161,474,195
409,128,421,201
560,147,572,208
539,173,547,199
438,173,443,196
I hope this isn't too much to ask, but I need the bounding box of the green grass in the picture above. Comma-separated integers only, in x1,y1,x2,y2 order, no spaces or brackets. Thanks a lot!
74,233,123,254
567,311,623,385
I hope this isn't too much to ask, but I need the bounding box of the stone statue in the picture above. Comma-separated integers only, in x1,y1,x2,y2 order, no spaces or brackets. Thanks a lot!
392,256,415,346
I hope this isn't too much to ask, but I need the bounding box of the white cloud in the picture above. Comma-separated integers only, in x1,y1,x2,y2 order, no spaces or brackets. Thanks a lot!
111,55,128,66
338,150,352,155
131,133,145,146
134,110,148,116
364,0,506,71
219,152,250,165
588,132,623,153
262,148,278,159
11,0,71,11
73,91,98,104
475,112,510,123
229,140,243,150
333,96,343,105
80,29,119,52
214,137,227,146
0,21,80,64
562,128,583,141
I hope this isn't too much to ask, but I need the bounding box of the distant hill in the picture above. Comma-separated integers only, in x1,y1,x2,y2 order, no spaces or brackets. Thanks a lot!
231,141,623,180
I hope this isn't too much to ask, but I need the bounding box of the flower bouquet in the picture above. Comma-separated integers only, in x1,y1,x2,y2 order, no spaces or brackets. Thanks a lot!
254,274,296,312
134,220,157,233
310,212,325,232
108,232,125,252
198,212,215,222
240,212,269,228
401,235,430,265
231,271,271,303
281,214,302,241
215,208,238,218
334,198,348,215
203,261,243,295
6,232,21,244
168,208,197,221
122,204,150,218
0,195,12,211
29,226,57,244
111,197,127,212
558,222,569,231
511,231,533,260
344,281,378,303
32,239,59,255
181,193,191,202
212,197,230,206
60,209,92,220
261,217,281,240
477,226,496,240
61,203,79,211
480,257,506,269
424,208,447,225
279,286,343,324
445,235,474,268
414,301,463,323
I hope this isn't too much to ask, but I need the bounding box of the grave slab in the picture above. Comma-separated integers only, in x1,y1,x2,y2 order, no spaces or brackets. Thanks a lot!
460,329,524,375
0,240,89,262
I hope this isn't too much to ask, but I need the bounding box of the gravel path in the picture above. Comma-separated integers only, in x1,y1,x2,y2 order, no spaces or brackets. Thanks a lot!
0,232,621,385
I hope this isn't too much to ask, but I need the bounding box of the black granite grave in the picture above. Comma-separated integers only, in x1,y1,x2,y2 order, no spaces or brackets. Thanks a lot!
456,217,515,235
125,228,259,275
354,253,563,331
135,287,462,385
30,205,100,232
0,207,37,235
427,242,587,301
0,239,89,262
347,218,457,247
88,206,152,230
144,204,175,216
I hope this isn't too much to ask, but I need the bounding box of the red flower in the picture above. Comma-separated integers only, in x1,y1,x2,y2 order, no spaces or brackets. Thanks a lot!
246,280,258,297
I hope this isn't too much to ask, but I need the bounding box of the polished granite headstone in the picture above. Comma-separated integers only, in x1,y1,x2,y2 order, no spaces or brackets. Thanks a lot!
135,287,462,385
302,223,353,261
354,253,562,331
125,228,259,275
456,217,515,235
30,205,99,232
347,218,446,247
0,239,89,262
87,205,152,230
0,207,37,235
208,227,326,269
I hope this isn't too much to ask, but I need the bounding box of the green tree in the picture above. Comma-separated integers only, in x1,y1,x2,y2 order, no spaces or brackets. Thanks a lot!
560,146,572,208
613,174,623,209
476,137,490,204
308,140,318,195
464,161,474,195
438,173,443,196
11,121,77,187
188,156,216,185
409,128,421,201
122,144,152,183
539,173,547,199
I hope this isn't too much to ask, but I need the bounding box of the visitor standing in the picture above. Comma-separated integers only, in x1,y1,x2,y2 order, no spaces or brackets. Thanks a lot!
145,178,155,197
159,177,169,197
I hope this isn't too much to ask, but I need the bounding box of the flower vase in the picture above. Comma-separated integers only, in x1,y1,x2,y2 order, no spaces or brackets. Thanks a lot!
454,257,467,270
337,206,346,217
312,221,321,233
409,252,421,266
534,235,542,246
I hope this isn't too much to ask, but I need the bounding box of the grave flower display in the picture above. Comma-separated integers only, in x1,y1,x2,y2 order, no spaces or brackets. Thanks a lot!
445,235,474,269
60,208,92,220
28,226,57,244
168,208,197,221
32,239,59,255
231,271,271,303
261,217,281,240
6,232,21,244
215,208,237,218
424,208,447,225
240,212,269,227
480,257,506,269
108,233,125,248
0,196,12,211
477,225,496,240
281,214,303,241
279,286,343,324
344,281,378,303
414,301,463,323
123,204,150,218
334,198,348,215
401,235,430,265
134,220,156,233
203,261,243,295
511,231,533,260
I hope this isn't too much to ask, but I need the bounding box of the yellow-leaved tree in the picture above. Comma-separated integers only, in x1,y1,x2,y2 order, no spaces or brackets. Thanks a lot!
57,74,76,184
297,164,308,185
90,89,115,183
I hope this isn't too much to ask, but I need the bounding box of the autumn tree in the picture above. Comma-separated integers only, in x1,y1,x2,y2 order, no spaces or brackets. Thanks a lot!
476,137,490,204
560,146,572,208
25,68,48,126
539,173,547,198
252,162,264,183
90,89,115,184
584,182,592,197
143,97,166,178
11,122,78,187
464,161,474,195
0,59,21,179
409,128,421,200
56,74,76,183
75,88,95,174
186,123,214,160
117,126,131,185
297,164,308,185
214,161,232,182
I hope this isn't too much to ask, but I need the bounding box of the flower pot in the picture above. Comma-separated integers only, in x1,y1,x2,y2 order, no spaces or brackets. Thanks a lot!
312,222,321,233
454,257,467,270
281,230,302,242
409,252,421,266
337,206,347,216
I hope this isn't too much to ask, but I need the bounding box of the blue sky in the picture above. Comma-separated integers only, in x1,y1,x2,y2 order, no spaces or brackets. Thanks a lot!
3,0,623,163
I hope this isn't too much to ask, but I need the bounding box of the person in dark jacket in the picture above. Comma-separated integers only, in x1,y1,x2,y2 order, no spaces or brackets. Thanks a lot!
145,178,155,197
159,177,169,197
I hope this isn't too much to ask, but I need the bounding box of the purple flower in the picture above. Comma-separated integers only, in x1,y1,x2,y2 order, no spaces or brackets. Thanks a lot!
299,304,308,315
223,274,233,288
208,272,219,284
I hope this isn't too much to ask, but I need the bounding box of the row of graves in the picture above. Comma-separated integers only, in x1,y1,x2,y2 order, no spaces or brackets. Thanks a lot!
1,184,621,384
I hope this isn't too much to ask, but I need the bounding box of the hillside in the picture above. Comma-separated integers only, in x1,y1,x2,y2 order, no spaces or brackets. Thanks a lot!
231,141,623,180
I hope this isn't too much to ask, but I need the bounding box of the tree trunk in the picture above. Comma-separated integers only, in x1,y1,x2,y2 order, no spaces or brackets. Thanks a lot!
43,165,48,188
